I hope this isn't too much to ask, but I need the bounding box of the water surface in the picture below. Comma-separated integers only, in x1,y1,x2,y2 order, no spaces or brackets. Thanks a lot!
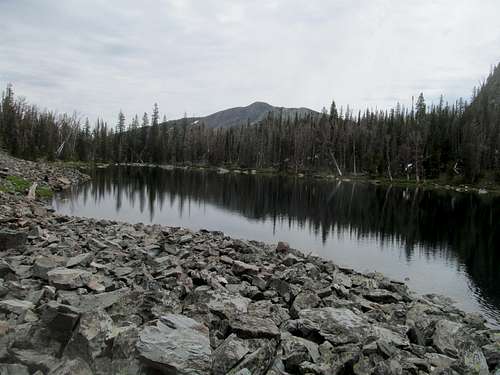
52,166,500,326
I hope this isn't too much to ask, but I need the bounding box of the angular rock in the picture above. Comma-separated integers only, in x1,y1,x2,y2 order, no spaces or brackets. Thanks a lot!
205,291,250,319
362,289,402,304
61,288,131,313
111,325,141,375
247,300,290,327
32,256,65,280
0,299,35,315
136,314,211,374
48,358,93,375
227,339,278,375
457,341,489,375
47,268,92,290
0,320,9,336
276,241,290,254
211,334,251,375
282,254,300,266
372,325,410,347
38,301,81,344
0,260,15,278
232,260,259,276
432,319,462,356
0,229,27,250
482,342,500,368
268,278,292,303
64,309,114,364
8,349,55,373
87,238,107,251
229,314,280,339
281,333,320,372
298,307,369,345
179,234,193,244
425,352,455,368
113,266,133,277
66,253,93,268
290,291,321,318
0,363,30,375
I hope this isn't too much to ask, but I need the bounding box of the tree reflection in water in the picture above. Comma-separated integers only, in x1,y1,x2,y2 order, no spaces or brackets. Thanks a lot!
55,166,500,325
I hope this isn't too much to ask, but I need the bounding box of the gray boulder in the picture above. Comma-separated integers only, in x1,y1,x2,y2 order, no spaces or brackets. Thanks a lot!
33,256,65,280
482,342,500,369
0,363,30,375
227,339,278,375
110,325,142,375
48,358,94,375
66,253,93,268
64,309,114,364
0,260,15,278
7,349,55,374
61,288,131,313
211,334,251,375
281,333,320,372
432,319,462,356
229,314,280,339
290,291,320,318
268,278,293,303
136,314,211,374
232,260,260,275
38,301,81,344
0,229,27,250
456,341,489,375
0,300,35,315
298,307,370,345
276,241,290,254
47,268,92,290
362,289,402,304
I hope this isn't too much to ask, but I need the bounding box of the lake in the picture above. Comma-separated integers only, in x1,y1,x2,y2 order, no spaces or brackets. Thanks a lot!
52,165,500,326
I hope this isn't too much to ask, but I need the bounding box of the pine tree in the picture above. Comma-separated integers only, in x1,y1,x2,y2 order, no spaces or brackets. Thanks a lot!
116,111,126,162
150,103,160,163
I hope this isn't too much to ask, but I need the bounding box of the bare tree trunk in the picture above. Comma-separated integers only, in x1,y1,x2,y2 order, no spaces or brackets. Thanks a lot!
385,146,393,181
415,155,420,182
414,136,421,182
27,182,37,200
329,151,343,176
353,140,357,175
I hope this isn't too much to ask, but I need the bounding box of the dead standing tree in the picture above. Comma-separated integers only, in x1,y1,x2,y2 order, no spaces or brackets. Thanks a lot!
319,118,343,177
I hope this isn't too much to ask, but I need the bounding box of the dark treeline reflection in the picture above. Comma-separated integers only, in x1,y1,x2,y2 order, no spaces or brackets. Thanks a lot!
61,166,500,320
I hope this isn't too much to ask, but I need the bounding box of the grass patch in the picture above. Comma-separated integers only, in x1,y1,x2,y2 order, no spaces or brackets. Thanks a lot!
36,186,53,198
3,175,31,193
0,175,53,198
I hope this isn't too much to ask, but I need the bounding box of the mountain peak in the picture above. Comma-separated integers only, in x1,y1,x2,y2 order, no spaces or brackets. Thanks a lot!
184,102,317,129
248,101,272,107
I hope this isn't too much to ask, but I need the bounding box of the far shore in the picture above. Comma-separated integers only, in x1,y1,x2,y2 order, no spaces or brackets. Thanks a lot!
60,160,500,196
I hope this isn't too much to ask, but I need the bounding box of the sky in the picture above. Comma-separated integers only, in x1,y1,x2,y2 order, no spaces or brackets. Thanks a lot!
1,0,500,124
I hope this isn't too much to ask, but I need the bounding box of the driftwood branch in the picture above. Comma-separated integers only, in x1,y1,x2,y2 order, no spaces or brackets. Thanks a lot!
27,182,38,200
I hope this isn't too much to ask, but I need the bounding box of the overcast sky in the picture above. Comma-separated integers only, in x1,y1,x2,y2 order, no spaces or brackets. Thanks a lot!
1,0,500,124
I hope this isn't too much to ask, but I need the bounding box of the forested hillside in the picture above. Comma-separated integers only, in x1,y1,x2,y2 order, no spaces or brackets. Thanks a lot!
1,64,499,183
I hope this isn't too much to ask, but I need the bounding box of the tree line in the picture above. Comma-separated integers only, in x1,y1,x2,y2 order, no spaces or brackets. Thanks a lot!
1,64,499,183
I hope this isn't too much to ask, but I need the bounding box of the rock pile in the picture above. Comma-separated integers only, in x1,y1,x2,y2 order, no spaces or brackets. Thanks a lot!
0,151,90,192
0,153,499,374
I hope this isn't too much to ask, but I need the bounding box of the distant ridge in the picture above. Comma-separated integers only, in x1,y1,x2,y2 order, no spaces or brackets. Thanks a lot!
162,101,319,129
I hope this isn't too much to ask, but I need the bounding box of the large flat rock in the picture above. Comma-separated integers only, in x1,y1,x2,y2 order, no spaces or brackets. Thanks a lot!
136,314,211,374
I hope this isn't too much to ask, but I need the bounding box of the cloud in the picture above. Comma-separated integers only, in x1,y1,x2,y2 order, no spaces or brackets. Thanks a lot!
1,0,499,124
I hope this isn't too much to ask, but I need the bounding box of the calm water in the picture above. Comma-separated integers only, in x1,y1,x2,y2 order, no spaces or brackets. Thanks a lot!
52,166,500,326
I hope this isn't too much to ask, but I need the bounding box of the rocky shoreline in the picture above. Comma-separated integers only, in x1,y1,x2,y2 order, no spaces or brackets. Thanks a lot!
0,152,499,375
